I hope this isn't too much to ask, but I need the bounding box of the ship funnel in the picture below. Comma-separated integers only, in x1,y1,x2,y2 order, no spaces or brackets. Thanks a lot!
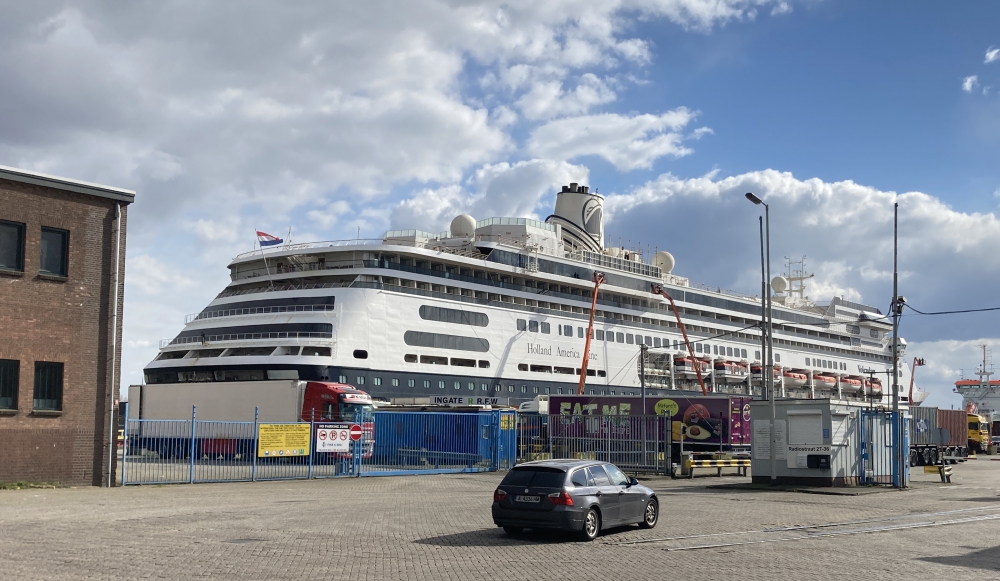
546,183,604,252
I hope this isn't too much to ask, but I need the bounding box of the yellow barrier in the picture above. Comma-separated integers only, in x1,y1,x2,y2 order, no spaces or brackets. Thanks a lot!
683,458,751,478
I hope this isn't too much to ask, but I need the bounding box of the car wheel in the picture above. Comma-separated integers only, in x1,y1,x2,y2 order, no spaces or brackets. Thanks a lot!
502,526,523,536
577,508,601,541
639,498,658,529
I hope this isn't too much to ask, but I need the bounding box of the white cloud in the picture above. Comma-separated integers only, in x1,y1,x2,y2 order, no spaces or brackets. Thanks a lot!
516,74,617,120
904,339,1000,409
986,46,999,64
528,108,700,170
962,75,979,92
307,201,352,230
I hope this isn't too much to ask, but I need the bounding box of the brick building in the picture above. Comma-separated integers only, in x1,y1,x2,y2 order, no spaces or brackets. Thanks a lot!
0,165,133,486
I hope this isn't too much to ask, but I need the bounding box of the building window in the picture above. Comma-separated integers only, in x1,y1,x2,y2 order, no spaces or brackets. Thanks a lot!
33,362,63,411
423,380,430,388
521,385,526,393
508,385,514,392
557,387,563,394
353,349,369,359
468,382,474,391
0,220,25,272
544,387,550,394
356,376,365,385
437,380,445,389
541,322,550,334
373,377,382,386
517,319,527,331
528,320,539,332
392,378,399,386
481,383,487,391
0,359,18,410
339,375,347,383
494,384,501,392
408,379,415,387
533,386,538,394
454,381,461,390
39,227,69,277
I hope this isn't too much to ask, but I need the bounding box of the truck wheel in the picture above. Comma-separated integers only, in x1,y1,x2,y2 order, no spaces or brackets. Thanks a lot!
908,450,918,467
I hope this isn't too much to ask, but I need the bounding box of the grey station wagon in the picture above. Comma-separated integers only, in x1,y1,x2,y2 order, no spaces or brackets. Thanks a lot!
491,460,658,541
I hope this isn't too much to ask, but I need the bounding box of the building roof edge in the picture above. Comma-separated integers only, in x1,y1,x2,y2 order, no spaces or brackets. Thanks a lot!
0,164,136,203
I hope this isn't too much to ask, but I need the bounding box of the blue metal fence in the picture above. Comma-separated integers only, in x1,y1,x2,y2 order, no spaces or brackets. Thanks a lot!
858,410,909,487
121,405,517,486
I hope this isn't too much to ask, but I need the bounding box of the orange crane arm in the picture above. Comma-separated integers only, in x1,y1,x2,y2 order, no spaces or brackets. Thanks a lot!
577,272,606,395
651,284,708,396
908,357,925,405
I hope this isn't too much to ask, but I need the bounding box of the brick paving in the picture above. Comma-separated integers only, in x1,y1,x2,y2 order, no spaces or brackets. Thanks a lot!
1,460,999,580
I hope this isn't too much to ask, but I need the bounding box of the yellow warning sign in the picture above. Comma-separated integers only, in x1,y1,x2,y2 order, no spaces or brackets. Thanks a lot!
257,423,311,458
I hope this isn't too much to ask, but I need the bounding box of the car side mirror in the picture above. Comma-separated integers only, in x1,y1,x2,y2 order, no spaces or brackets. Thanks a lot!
629,477,639,486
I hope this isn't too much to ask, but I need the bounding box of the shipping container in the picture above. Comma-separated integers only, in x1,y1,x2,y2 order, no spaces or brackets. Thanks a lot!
908,406,938,447
937,409,967,448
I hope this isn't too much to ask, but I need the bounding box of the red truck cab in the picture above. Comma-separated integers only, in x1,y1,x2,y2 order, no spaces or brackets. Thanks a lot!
300,382,374,422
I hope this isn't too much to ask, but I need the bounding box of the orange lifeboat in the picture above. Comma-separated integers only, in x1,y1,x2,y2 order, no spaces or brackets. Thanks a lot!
813,375,837,390
839,377,863,393
782,371,808,387
674,356,710,379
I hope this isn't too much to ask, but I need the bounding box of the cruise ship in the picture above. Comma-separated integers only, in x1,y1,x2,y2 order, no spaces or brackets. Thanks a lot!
144,183,915,406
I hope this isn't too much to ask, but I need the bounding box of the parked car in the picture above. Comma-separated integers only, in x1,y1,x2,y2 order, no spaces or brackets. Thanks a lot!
491,459,658,541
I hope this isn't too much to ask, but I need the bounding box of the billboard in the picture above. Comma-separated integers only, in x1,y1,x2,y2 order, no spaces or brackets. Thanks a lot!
547,395,752,445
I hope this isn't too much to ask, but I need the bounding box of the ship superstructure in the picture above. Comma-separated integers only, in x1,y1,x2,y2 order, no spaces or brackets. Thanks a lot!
955,346,999,421
144,183,912,406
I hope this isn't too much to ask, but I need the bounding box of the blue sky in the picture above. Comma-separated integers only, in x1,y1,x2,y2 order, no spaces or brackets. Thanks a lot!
1,1,999,408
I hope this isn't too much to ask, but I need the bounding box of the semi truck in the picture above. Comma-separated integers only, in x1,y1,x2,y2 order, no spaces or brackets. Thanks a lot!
967,413,991,453
908,407,969,466
125,380,373,459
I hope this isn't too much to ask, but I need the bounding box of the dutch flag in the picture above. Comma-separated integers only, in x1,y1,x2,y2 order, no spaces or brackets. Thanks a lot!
256,231,284,247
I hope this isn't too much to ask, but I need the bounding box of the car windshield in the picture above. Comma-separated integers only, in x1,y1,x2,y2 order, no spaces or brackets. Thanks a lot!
501,468,566,488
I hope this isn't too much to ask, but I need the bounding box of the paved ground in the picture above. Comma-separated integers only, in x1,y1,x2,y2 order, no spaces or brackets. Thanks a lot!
2,461,999,580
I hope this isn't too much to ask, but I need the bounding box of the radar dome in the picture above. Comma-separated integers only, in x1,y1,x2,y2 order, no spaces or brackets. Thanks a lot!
450,214,476,238
770,276,788,294
653,251,675,274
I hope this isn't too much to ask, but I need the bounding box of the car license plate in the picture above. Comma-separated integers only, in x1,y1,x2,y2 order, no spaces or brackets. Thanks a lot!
517,495,540,503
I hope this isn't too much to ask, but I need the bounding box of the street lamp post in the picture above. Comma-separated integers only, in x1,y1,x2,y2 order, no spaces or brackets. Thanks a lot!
746,192,777,484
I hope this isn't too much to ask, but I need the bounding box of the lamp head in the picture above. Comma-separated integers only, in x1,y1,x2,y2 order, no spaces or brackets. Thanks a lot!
745,192,763,205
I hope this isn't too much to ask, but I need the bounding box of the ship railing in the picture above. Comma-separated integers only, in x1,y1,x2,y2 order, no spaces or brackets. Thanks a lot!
215,282,350,299
185,304,336,324
159,331,333,349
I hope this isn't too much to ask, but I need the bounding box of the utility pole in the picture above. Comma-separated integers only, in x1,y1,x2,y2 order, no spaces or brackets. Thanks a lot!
891,202,905,488
640,343,647,415
746,192,776,484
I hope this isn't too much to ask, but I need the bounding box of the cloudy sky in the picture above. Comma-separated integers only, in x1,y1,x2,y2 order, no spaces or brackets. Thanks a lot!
3,1,999,408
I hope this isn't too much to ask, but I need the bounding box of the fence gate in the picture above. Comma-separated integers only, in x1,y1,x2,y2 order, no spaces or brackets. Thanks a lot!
858,410,907,487
516,414,671,474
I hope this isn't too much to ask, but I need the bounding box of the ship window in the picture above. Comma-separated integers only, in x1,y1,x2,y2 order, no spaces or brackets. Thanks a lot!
554,367,574,375
408,379,415,387
541,322,551,334
353,349,369,359
518,364,528,371
303,347,332,356
190,349,225,358
454,381,461,390
616,332,624,342
645,336,652,346
478,360,490,368
530,365,552,373
775,353,781,362
653,337,660,348
517,319,527,331
404,354,417,363
577,327,584,338
356,376,365,385
528,320,539,332
674,340,680,350
727,347,733,357
225,347,276,357
157,351,188,360
597,370,606,377
419,305,488,327
438,381,445,389
870,330,879,338
373,377,382,386
695,343,702,353
423,380,430,388
805,358,811,366
626,334,634,345
392,378,399,387
420,355,448,365
755,351,760,360
596,330,605,341
712,345,718,355
563,325,573,336
451,358,476,367
607,332,614,343
404,331,489,352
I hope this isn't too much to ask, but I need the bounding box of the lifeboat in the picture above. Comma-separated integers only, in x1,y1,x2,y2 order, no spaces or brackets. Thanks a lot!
750,365,780,385
813,375,837,390
782,371,808,387
714,360,750,384
864,379,883,398
839,377,863,394
674,356,709,379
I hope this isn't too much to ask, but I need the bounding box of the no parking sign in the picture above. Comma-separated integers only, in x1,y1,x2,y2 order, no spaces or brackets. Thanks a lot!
316,423,351,452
